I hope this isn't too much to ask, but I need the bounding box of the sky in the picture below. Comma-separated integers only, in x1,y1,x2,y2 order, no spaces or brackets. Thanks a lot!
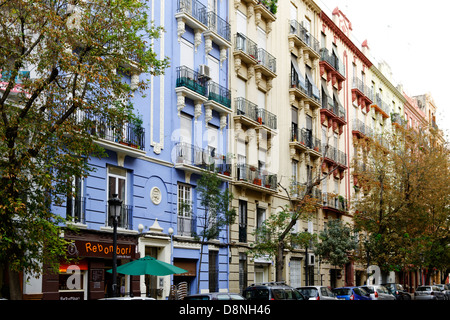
316,0,450,140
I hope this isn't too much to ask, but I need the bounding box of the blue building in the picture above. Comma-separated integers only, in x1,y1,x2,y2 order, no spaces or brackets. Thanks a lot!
46,0,232,300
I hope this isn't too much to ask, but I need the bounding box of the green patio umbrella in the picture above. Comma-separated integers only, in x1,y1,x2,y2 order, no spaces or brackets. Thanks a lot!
107,256,187,276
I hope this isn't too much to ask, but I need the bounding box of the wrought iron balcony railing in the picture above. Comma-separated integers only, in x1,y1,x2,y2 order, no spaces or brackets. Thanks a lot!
290,72,321,104
235,97,277,130
289,19,320,54
175,142,232,175
290,127,321,152
206,10,231,42
208,81,231,108
234,33,258,59
66,196,86,224
178,212,197,237
322,193,347,212
76,112,145,150
235,163,277,190
176,66,208,96
257,48,276,74
176,0,207,25
319,48,346,78
106,204,133,229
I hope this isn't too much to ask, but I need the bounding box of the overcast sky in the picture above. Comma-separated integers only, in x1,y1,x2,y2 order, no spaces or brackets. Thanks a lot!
316,0,450,140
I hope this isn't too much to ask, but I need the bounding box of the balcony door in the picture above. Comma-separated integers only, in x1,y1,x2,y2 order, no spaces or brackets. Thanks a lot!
179,114,193,163
108,166,128,228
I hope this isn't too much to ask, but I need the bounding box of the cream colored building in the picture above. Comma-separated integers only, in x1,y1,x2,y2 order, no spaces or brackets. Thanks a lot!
227,1,441,293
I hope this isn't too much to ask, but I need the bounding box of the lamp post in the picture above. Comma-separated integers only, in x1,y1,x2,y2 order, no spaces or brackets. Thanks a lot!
108,193,122,297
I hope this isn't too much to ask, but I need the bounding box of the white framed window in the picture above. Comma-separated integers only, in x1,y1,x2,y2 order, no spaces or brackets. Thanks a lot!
107,166,128,228
66,176,84,224
177,183,193,236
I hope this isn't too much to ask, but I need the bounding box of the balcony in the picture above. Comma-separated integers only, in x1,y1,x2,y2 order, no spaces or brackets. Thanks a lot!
320,94,347,134
290,182,322,202
78,113,146,158
204,80,232,116
352,119,372,140
233,33,259,69
288,20,320,62
322,144,347,178
175,0,207,46
174,142,233,181
234,163,277,194
204,11,232,49
351,78,373,110
371,93,391,119
106,204,133,229
289,72,321,109
178,212,197,237
322,193,347,217
319,48,346,91
391,113,407,129
175,66,208,116
255,48,276,77
234,97,277,134
290,127,321,158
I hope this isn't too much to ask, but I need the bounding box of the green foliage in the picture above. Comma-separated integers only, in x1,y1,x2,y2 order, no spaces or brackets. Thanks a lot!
352,128,450,272
0,0,168,292
196,171,236,241
315,219,357,268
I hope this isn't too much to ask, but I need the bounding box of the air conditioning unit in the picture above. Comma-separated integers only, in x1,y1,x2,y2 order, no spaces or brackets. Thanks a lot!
307,253,315,266
198,64,211,80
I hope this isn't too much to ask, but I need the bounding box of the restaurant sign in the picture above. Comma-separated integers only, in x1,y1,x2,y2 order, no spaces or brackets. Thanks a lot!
67,240,135,259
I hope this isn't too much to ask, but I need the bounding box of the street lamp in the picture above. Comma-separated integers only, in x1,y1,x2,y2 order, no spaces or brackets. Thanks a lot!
108,193,122,297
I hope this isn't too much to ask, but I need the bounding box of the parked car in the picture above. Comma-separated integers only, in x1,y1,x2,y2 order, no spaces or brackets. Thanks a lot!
381,283,412,300
435,284,450,300
183,292,245,300
332,287,371,300
359,285,395,300
243,282,305,301
296,286,337,300
414,285,446,300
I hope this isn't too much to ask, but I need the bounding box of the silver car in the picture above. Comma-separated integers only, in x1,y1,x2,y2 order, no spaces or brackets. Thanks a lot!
296,286,337,300
359,285,395,300
414,285,446,300
435,284,450,300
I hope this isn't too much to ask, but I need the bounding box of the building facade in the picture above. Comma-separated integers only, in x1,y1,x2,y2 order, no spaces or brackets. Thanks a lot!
13,0,444,300
23,0,234,300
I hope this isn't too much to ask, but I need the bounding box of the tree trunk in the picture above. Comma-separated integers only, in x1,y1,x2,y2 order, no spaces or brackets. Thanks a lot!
8,263,22,300
275,241,285,282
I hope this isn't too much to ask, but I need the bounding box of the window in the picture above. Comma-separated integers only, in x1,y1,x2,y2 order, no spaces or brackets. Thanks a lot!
291,107,298,140
239,200,247,243
178,184,193,236
292,160,298,182
108,166,129,228
66,176,85,224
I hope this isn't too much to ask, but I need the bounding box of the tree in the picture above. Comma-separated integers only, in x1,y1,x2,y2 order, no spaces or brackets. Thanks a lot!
195,171,236,293
0,0,168,299
352,126,450,276
249,143,341,282
315,219,357,270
